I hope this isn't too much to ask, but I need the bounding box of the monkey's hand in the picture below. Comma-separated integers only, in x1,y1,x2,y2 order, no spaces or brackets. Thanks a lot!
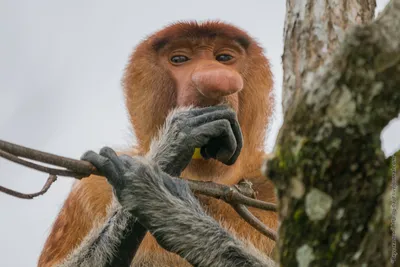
147,105,243,177
83,147,275,267
82,147,194,215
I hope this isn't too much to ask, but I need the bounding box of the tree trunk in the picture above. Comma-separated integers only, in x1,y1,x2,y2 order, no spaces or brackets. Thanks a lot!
268,0,400,265
282,0,375,114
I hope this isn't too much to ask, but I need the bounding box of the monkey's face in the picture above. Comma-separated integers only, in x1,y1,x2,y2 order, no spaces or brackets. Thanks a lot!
159,38,246,113
124,22,273,181
158,38,246,180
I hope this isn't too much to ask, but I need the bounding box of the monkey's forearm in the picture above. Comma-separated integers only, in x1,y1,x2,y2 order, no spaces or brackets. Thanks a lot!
148,198,274,266
57,200,145,267
133,170,275,267
81,149,275,267
107,214,146,267
146,115,189,177
145,203,274,266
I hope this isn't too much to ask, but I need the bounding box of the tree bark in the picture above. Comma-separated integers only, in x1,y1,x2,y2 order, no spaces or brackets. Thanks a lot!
268,0,400,265
282,0,375,114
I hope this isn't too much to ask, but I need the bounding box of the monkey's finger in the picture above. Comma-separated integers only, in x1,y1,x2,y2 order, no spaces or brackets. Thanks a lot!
119,154,136,168
190,109,242,164
200,140,216,160
188,108,236,127
168,105,228,123
208,134,237,164
191,119,236,164
224,119,243,165
188,104,230,116
188,109,242,154
82,149,123,189
80,150,107,174
99,147,126,174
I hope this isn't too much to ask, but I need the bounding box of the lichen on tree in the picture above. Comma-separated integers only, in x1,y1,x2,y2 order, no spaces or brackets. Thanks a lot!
267,0,400,265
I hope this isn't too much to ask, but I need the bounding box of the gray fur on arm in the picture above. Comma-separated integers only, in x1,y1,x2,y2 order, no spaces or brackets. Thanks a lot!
56,104,269,267
124,158,275,267
57,199,134,267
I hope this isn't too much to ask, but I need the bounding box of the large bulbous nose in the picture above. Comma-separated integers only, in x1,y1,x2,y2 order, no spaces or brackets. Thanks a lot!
191,63,243,99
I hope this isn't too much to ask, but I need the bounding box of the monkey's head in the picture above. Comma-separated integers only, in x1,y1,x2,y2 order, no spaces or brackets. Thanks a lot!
123,21,273,183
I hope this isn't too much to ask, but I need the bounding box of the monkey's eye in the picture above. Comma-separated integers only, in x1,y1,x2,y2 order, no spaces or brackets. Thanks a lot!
170,55,190,64
216,54,233,62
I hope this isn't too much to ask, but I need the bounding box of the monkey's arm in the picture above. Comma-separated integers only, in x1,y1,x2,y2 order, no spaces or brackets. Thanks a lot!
40,106,243,267
37,175,117,267
56,200,145,267
83,148,275,267
53,149,148,267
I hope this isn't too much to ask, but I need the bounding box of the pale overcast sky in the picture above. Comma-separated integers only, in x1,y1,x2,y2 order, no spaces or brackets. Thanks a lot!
0,1,397,266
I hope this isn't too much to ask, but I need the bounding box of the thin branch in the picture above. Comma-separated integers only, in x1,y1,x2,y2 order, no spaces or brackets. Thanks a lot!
0,139,277,239
187,179,277,212
0,149,80,177
232,204,277,241
0,175,57,199
0,139,276,211
0,139,99,176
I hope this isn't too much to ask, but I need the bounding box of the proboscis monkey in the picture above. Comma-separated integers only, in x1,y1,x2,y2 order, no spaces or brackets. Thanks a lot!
38,21,277,267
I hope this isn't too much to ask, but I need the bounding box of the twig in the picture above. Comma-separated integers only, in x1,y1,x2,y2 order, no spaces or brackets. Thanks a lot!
0,139,98,176
0,175,57,199
0,139,277,239
0,139,277,211
0,149,80,177
187,179,276,211
232,204,277,241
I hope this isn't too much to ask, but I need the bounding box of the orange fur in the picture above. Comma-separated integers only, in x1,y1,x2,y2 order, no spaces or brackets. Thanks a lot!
38,21,276,267
38,170,277,267
39,175,112,266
